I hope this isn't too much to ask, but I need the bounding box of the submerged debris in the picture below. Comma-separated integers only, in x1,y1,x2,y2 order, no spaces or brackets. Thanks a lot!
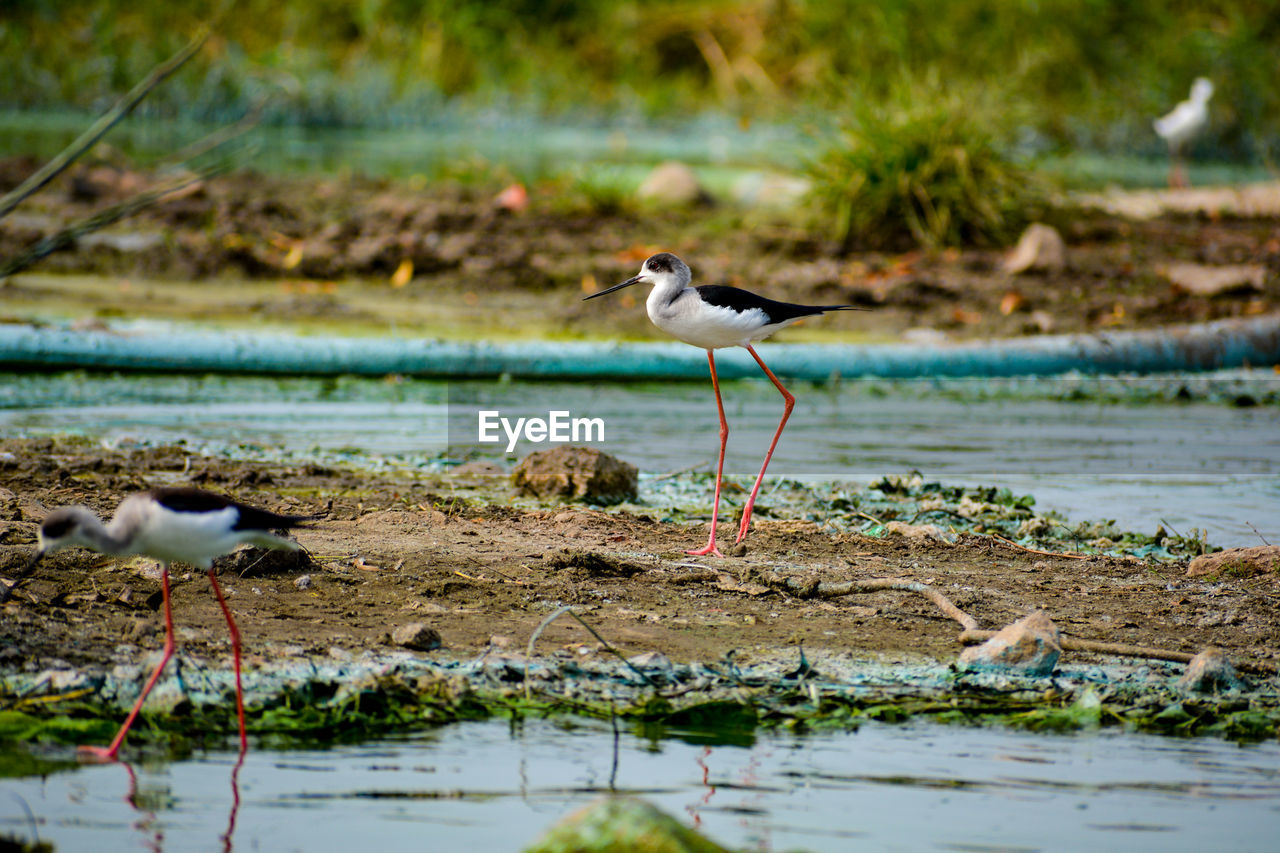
525,796,730,853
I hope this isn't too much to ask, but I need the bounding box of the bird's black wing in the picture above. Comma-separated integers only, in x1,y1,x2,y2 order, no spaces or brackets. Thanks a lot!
694,285,858,324
149,487,311,531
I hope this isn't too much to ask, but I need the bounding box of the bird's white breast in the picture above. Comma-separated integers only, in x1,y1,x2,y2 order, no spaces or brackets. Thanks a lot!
130,503,245,569
647,289,789,349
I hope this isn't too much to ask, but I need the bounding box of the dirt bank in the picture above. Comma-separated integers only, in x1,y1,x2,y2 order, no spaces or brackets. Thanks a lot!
1,159,1277,342
2,438,1276,679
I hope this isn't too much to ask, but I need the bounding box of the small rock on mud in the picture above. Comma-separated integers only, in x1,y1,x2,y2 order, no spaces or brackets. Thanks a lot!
958,610,1062,676
216,545,313,577
884,520,956,544
635,161,713,207
1003,223,1065,274
1177,647,1244,693
452,461,506,479
1187,545,1280,578
545,548,645,578
391,622,443,651
511,446,638,504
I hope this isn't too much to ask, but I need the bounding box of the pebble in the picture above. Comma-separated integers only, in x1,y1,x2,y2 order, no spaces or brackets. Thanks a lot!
635,161,712,206
391,622,443,651
512,445,638,504
1177,647,1243,693
1003,223,1066,273
1187,545,1280,578
958,610,1062,676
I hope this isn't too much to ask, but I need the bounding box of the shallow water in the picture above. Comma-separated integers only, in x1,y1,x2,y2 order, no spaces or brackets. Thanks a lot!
1,372,1276,547
3,718,1279,852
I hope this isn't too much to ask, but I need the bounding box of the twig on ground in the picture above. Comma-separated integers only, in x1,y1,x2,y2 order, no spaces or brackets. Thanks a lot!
990,533,1091,560
525,605,657,699
756,570,981,633
652,461,709,481
750,569,1277,674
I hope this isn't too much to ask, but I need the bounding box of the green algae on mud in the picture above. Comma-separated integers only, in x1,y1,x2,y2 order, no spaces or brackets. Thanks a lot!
4,652,1280,767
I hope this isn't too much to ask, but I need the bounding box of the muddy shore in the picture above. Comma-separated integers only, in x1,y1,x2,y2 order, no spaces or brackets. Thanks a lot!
2,438,1275,683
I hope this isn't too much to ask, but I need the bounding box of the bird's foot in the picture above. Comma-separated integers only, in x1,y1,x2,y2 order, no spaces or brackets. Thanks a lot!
686,542,725,558
77,745,120,763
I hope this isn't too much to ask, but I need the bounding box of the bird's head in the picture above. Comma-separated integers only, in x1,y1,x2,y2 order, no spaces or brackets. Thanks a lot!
1,507,97,603
1191,78,1214,102
35,507,99,557
583,252,691,301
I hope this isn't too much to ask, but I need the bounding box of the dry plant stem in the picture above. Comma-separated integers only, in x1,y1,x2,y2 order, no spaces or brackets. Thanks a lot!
525,605,657,699
0,164,230,278
0,28,210,222
990,533,1091,560
159,95,269,167
960,629,1194,662
758,570,1278,675
760,572,980,632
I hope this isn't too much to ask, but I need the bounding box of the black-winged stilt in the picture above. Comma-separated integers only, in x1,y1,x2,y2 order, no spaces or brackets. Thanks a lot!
585,252,859,557
8,487,309,759
1154,77,1213,189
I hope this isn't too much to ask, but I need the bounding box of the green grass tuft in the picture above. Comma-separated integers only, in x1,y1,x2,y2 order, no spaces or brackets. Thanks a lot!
807,84,1051,250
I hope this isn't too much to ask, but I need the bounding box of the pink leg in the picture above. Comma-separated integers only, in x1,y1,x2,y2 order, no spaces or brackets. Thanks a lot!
222,748,246,853
81,566,176,761
687,350,727,558
208,568,248,752
736,345,795,543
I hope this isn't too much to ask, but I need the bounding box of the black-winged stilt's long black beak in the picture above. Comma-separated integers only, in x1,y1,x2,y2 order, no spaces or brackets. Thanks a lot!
0,549,43,603
583,275,643,300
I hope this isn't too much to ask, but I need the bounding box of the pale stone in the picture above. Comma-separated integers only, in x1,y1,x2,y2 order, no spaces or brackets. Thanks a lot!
1161,262,1265,296
1003,224,1065,274
391,622,443,651
635,161,712,206
1187,545,1280,578
1177,647,1243,692
958,610,1062,676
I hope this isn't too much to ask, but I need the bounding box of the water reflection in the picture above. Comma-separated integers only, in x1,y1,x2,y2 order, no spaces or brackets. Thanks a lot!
4,720,1280,851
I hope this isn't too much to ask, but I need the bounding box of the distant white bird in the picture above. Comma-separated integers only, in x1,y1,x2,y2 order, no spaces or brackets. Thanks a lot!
1154,77,1214,188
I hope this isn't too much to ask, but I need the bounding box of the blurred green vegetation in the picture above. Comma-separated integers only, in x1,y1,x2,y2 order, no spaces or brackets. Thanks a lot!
3,1,1277,248
807,79,1051,249
2,0,1277,161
